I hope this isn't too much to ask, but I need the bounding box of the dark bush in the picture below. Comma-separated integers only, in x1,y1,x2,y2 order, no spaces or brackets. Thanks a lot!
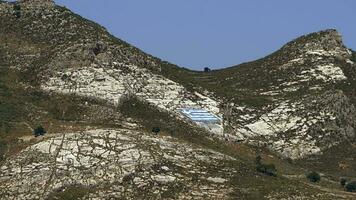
47,185,89,199
255,155,262,165
13,4,21,18
34,125,46,137
352,51,356,63
255,156,277,176
345,181,356,192
204,67,211,72
0,140,7,161
152,127,160,135
306,171,321,183
256,163,277,177
92,42,107,56
255,155,277,177
340,178,347,187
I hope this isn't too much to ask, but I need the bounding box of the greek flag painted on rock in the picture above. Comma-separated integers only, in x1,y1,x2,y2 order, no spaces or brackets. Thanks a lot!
179,108,221,123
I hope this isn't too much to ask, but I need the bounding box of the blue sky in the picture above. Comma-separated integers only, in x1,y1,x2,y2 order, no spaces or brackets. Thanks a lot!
55,0,356,70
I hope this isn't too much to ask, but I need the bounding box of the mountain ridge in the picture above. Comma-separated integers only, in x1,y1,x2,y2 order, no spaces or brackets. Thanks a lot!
1,0,355,159
1,1,356,199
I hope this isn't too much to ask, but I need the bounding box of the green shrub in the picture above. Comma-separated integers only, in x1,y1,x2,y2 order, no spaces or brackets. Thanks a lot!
256,163,277,177
255,156,277,177
204,67,211,72
352,51,356,63
152,127,160,135
92,42,107,56
13,4,21,18
255,155,262,165
345,181,356,192
0,140,7,161
306,171,321,183
340,178,347,187
47,185,89,200
34,125,46,137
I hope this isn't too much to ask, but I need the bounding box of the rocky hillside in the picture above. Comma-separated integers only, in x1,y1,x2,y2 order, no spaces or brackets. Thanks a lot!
1,0,356,199
212,29,356,159
0,0,222,130
160,30,356,159
1,128,238,199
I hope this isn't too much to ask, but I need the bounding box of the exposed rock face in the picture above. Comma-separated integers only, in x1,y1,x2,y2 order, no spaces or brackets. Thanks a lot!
19,0,55,8
281,29,350,60
42,61,223,134
0,0,54,13
222,30,356,159
42,62,220,114
0,129,236,199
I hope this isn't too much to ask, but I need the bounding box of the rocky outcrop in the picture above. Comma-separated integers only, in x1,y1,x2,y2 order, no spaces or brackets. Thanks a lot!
223,30,356,159
281,29,351,60
42,61,223,134
0,129,236,199
19,0,55,8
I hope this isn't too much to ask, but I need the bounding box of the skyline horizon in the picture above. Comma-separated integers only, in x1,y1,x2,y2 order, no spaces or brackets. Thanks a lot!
54,0,356,70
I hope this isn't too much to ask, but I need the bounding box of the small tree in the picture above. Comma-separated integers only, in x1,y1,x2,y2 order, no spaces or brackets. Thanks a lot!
34,125,46,137
345,181,356,192
13,4,21,18
255,156,277,177
306,171,321,183
92,42,107,56
0,140,7,161
352,51,356,63
152,127,160,135
204,67,211,72
340,178,347,187
257,163,277,177
255,155,262,165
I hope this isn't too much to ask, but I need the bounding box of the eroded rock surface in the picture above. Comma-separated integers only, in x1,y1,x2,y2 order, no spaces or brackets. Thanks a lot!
224,30,356,159
0,129,236,199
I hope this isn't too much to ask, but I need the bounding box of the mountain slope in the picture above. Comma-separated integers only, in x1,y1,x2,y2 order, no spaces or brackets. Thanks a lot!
1,0,356,199
210,29,356,159
161,29,356,159
3,0,356,160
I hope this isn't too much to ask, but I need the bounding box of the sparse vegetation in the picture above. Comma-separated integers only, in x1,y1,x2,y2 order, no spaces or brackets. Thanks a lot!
306,171,321,183
345,181,356,192
119,96,209,142
46,185,90,200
